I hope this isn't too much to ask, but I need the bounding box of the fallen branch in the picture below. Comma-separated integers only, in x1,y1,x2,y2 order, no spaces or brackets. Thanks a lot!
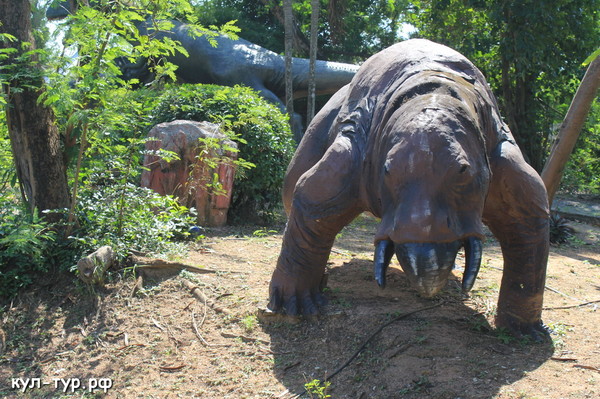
129,275,143,298
0,326,5,356
77,246,115,284
284,361,301,372
131,255,217,274
573,364,600,373
221,332,270,345
543,299,600,310
545,285,583,302
151,318,165,331
550,356,578,362
159,364,185,371
191,311,229,348
116,343,145,351
181,279,231,315
388,340,415,359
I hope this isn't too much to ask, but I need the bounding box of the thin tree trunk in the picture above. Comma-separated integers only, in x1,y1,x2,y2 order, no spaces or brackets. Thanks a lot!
283,0,294,117
306,0,320,126
0,0,70,222
259,0,311,56
541,56,600,205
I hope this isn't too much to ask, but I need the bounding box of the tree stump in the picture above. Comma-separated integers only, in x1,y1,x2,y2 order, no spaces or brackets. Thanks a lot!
140,120,238,227
77,246,116,284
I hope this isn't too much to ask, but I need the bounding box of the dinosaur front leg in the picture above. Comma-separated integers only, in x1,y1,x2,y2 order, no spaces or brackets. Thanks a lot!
483,141,550,340
269,136,362,316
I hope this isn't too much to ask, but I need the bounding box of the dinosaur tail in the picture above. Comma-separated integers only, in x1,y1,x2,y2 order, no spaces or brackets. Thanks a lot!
291,58,359,98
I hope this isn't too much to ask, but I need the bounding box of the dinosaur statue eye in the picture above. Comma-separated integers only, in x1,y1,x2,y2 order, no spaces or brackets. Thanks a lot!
459,164,469,174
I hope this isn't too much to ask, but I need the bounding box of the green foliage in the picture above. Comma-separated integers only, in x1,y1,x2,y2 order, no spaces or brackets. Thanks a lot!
1,0,249,296
193,0,409,63
192,135,255,200
561,100,600,194
193,0,283,53
583,47,600,66
0,195,57,298
0,112,14,190
150,84,295,222
71,183,195,260
240,314,258,333
549,212,575,244
406,0,600,172
304,379,331,399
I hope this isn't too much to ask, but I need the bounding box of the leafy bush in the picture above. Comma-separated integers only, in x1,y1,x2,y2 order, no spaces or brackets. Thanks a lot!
560,101,600,195
0,194,57,298
0,111,14,190
150,84,295,222
71,182,196,261
0,116,57,297
549,212,575,244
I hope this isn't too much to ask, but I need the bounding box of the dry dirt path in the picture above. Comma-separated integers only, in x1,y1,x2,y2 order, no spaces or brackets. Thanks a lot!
1,215,599,398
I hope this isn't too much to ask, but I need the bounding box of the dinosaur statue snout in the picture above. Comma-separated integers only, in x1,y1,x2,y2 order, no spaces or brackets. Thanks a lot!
374,237,483,297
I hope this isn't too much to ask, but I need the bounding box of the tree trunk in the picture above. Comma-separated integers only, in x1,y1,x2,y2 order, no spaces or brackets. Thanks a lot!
541,56,600,205
306,0,320,126
283,0,294,117
259,0,311,56
0,0,70,222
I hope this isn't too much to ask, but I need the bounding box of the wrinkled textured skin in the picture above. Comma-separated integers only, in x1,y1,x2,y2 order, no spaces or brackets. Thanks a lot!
269,39,550,339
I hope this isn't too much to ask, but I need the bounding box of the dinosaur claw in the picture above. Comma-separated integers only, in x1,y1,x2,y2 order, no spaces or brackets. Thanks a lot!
301,294,319,316
284,295,299,316
267,287,283,312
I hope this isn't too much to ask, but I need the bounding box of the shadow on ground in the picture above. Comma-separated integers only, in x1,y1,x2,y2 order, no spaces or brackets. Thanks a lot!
263,259,554,398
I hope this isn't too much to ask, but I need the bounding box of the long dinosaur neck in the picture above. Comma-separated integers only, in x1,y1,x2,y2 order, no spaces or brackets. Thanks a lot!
290,57,359,98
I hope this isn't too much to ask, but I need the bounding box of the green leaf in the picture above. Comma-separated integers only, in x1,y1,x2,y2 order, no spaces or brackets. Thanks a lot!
583,47,600,66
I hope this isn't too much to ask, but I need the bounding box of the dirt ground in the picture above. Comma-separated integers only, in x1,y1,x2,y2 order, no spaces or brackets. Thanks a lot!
0,214,599,399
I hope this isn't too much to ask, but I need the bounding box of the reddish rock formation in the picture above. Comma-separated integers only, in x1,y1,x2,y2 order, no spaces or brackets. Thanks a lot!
141,120,237,227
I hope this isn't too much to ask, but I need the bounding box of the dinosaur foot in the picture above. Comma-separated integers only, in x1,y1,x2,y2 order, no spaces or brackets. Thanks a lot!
496,314,551,343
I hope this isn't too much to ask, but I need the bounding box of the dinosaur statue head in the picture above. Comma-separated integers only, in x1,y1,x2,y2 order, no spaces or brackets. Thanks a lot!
372,95,490,297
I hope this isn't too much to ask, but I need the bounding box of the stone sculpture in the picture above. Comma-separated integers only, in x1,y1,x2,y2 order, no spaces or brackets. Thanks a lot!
268,39,550,340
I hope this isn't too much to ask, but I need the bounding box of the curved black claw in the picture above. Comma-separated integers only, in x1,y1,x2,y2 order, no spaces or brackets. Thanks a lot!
268,286,328,317
301,293,319,316
524,321,552,343
267,287,284,312
497,316,552,343
374,239,394,288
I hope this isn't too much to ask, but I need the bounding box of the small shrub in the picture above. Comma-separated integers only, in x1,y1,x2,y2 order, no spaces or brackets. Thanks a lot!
240,314,258,333
0,194,57,298
304,379,331,399
70,183,196,261
150,84,295,222
549,212,575,244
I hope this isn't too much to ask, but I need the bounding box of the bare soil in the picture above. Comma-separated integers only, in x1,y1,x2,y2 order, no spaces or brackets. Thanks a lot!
1,215,599,399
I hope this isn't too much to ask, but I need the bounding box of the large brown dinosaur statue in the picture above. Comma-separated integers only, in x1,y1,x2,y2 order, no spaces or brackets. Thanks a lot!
268,39,550,340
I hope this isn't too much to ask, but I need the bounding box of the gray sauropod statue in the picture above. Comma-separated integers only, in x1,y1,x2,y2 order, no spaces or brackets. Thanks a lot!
46,1,359,138
268,39,550,340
